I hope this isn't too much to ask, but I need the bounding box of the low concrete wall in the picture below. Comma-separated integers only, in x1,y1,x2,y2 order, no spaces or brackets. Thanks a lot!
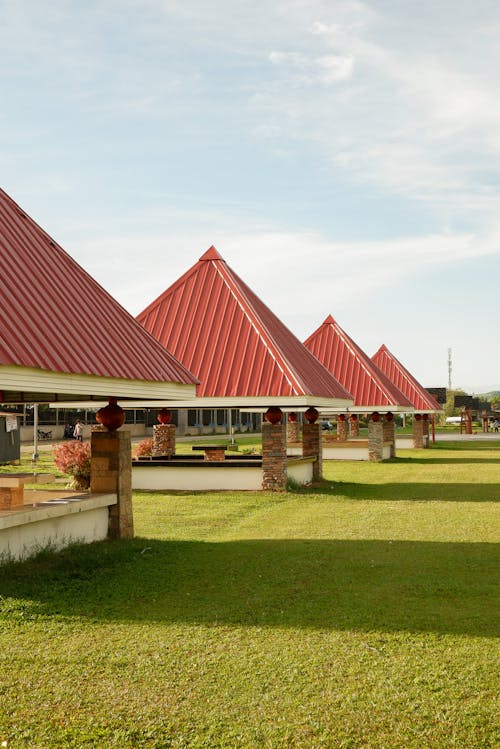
324,444,370,460
132,456,315,491
132,462,262,491
289,440,393,461
395,435,430,449
0,493,116,562
287,457,314,484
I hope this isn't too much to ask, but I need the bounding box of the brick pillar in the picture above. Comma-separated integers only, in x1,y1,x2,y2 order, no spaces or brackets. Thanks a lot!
368,414,384,462
413,414,424,448
152,424,176,457
349,415,360,437
383,413,396,458
302,422,322,481
337,415,348,442
262,421,287,491
91,430,133,539
286,418,300,444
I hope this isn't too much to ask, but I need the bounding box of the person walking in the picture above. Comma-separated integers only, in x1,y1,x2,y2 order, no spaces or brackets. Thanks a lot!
73,419,84,442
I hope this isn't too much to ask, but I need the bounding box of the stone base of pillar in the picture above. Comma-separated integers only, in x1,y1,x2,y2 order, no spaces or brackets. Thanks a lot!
368,420,384,462
152,424,176,457
91,430,133,539
337,418,348,442
286,421,300,444
303,422,322,481
413,417,424,448
349,417,360,437
383,418,395,458
262,422,287,491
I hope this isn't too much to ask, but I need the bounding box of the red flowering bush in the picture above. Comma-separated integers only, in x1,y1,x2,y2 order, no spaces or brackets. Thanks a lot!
53,441,91,490
134,438,153,458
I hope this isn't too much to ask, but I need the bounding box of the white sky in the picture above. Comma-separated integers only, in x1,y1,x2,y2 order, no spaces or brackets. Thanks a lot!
1,0,499,392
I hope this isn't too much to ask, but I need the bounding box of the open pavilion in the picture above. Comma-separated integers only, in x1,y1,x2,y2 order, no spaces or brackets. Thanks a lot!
372,344,443,446
303,315,414,460
0,187,198,560
134,246,354,487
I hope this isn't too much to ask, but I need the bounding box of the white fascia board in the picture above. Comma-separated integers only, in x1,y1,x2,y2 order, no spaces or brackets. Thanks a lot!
318,404,415,414
106,396,353,410
0,366,197,402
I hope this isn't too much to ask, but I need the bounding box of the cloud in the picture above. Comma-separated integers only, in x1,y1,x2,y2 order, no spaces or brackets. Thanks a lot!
269,50,354,84
252,3,500,232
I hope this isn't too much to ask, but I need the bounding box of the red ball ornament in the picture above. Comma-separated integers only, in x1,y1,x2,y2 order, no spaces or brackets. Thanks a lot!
349,414,358,422
385,411,394,422
423,413,429,421
288,412,298,423
264,407,283,424
371,411,381,422
157,408,172,424
338,414,346,422
304,407,319,423
414,413,422,421
96,397,125,432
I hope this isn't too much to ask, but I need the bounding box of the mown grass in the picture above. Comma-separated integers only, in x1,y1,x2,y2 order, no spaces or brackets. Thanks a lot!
0,443,498,748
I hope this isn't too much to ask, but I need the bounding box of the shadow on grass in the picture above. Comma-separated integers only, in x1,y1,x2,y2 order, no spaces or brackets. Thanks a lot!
1,537,498,637
314,480,500,502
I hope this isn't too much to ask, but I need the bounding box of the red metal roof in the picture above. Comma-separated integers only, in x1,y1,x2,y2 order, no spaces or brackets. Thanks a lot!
0,188,197,385
137,247,353,400
372,344,442,412
304,315,413,409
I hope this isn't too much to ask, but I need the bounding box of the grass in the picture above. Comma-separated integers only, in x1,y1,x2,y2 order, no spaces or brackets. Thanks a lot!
0,443,499,747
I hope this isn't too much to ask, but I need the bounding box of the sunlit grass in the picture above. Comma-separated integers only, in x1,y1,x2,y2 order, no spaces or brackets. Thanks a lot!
0,441,498,748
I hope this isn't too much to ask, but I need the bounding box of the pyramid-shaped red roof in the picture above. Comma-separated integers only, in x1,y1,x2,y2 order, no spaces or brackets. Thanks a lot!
0,188,197,388
137,248,353,402
304,315,413,409
372,345,442,412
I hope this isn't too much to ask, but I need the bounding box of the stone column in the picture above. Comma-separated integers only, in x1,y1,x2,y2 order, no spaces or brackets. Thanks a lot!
413,414,424,448
383,412,396,458
336,414,348,442
286,413,300,444
262,420,287,491
152,424,176,457
368,413,384,462
349,414,360,437
302,422,322,481
91,430,133,539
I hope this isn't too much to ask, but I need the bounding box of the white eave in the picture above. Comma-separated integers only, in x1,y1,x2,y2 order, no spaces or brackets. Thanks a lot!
0,366,197,403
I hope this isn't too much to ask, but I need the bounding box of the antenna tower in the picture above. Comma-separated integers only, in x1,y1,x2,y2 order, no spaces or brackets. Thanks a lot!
448,348,452,390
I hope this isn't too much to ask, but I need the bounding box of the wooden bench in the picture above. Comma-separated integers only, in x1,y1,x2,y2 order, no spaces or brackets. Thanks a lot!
192,445,227,462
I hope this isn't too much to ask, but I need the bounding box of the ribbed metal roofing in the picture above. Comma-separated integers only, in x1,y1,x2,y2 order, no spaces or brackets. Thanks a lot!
304,315,413,409
0,187,197,385
137,247,353,400
372,344,442,412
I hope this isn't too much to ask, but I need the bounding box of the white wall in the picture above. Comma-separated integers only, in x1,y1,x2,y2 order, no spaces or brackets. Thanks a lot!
132,465,263,491
0,494,116,562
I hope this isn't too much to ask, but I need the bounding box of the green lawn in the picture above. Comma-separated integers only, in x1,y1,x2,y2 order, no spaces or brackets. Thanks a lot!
0,443,499,748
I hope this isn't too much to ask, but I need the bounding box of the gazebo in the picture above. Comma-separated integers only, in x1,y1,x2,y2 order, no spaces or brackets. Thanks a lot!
0,187,198,560
135,246,354,488
304,315,413,460
372,344,443,447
